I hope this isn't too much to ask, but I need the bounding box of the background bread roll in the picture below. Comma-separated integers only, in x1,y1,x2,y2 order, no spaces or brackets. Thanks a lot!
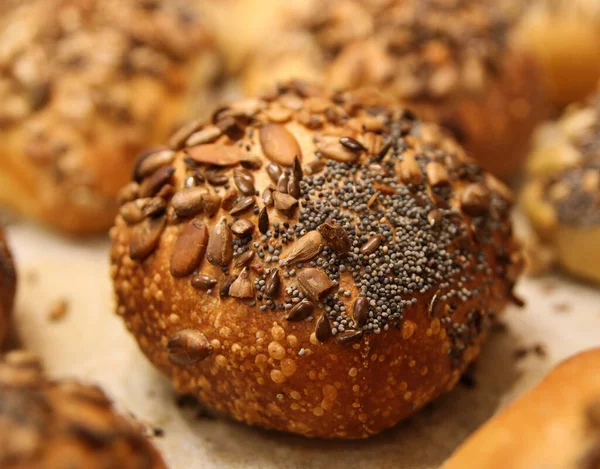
0,0,222,235
443,347,600,469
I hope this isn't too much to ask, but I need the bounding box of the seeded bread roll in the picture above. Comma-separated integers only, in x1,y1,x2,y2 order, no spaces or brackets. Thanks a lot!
443,348,600,469
110,81,523,439
516,0,600,107
0,0,221,235
0,226,16,348
0,350,167,469
523,93,600,284
240,0,545,178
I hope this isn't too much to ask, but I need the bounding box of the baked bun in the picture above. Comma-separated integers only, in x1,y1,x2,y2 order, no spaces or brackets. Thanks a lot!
110,82,523,439
0,0,221,235
0,226,16,348
523,93,600,284
517,0,600,107
0,350,167,469
443,347,600,469
240,0,545,178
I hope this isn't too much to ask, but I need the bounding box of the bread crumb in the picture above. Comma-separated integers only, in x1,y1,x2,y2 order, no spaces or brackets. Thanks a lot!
48,298,69,322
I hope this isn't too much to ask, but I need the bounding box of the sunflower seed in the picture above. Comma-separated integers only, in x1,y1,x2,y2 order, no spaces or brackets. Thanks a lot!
233,168,255,195
339,136,366,152
264,269,281,299
258,207,270,234
141,197,166,218
185,144,244,166
120,200,146,225
229,196,255,215
240,157,262,170
202,194,222,217
229,267,254,298
304,159,326,175
221,189,238,211
205,168,229,186
427,209,442,227
273,191,298,212
170,219,209,277
132,147,165,181
231,219,255,237
206,218,232,267
297,268,335,302
168,118,203,149
428,292,441,317
315,315,331,342
335,329,363,345
426,162,449,187
191,274,217,290
136,149,175,180
360,234,383,255
353,297,369,327
167,329,211,365
398,151,422,185
129,216,166,261
139,166,175,198
461,183,491,216
287,299,314,321
262,188,274,207
185,125,222,146
233,250,255,269
315,135,358,162
259,123,302,167
172,186,205,217
287,173,301,198
118,182,140,205
292,155,303,180
266,163,283,184
277,172,289,193
318,221,351,255
220,276,237,297
283,231,322,265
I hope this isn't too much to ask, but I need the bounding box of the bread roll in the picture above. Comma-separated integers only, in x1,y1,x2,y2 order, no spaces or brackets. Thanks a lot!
0,0,222,235
517,0,600,107
523,93,600,284
240,0,545,178
110,81,523,438
0,350,167,469
443,347,600,469
0,226,16,348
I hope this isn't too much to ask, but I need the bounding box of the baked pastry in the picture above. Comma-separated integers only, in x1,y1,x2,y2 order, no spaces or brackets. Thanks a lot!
0,350,167,469
0,226,16,348
443,347,600,469
516,0,600,107
110,82,524,438
523,93,600,284
240,0,545,178
0,0,221,235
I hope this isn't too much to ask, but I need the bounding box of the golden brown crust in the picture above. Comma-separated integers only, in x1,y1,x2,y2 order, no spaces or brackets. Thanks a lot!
0,0,222,235
240,0,545,178
0,350,167,469
516,0,600,107
110,81,523,438
0,226,16,348
443,347,600,469
523,93,600,284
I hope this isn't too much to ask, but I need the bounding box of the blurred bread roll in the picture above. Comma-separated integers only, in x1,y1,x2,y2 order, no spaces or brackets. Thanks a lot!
238,0,546,178
517,0,600,107
444,347,600,469
0,0,222,235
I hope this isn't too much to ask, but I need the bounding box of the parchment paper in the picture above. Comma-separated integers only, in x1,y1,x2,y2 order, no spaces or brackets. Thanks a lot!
7,220,600,469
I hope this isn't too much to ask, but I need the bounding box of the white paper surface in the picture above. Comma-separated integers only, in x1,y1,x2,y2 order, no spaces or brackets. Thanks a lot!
6,220,600,469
